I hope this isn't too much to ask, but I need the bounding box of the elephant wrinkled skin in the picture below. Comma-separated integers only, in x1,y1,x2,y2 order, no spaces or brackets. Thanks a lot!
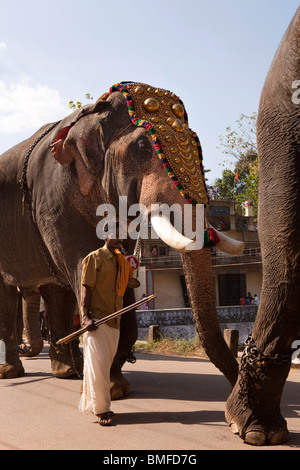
225,7,300,445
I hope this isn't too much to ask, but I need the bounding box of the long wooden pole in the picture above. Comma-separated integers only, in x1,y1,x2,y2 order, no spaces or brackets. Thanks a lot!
56,294,156,346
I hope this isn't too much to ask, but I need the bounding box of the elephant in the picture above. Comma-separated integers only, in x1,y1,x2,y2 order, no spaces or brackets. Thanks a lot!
0,79,245,399
225,7,300,445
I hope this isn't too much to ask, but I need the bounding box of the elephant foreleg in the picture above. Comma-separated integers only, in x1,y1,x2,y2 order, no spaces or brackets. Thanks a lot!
0,277,24,379
38,284,83,378
225,332,291,446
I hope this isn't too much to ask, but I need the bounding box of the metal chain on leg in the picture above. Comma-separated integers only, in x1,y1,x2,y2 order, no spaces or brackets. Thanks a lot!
238,333,291,411
125,348,136,364
47,318,83,379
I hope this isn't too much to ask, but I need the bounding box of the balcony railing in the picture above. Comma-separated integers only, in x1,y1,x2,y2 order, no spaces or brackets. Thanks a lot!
140,247,261,269
211,247,261,266
140,254,182,268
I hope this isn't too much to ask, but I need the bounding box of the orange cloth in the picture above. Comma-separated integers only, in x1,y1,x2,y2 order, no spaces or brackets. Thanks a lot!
115,249,134,297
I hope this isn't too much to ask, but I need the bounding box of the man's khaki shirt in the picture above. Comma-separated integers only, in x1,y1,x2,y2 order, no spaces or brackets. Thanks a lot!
81,245,123,329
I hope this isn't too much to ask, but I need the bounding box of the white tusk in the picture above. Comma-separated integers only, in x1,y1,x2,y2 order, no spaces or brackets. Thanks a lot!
209,224,245,255
151,214,196,252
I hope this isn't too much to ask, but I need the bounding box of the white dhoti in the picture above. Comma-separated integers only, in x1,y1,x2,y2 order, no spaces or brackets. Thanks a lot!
79,323,120,416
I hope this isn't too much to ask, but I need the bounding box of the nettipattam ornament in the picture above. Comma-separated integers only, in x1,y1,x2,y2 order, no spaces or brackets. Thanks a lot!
109,82,209,207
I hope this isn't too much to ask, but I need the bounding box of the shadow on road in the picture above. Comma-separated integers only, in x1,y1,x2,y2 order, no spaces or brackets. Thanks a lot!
115,409,226,426
124,369,231,402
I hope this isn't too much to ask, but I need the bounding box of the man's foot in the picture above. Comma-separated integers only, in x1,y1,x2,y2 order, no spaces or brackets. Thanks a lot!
97,411,115,426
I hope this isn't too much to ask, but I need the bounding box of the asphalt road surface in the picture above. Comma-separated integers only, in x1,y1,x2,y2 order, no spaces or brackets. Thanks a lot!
1,344,300,451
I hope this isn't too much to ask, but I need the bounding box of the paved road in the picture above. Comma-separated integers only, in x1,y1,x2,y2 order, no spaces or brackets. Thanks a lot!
1,344,300,451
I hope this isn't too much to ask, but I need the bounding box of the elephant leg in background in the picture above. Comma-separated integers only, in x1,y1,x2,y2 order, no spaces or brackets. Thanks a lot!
0,277,24,379
225,9,300,445
110,287,137,400
38,284,83,378
225,182,300,445
225,213,298,445
21,294,44,357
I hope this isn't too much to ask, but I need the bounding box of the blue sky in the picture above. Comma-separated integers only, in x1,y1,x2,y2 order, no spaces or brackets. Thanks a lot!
0,0,299,184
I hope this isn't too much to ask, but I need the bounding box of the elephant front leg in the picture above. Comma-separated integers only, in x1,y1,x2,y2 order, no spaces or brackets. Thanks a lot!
38,284,83,378
225,335,291,446
0,278,24,379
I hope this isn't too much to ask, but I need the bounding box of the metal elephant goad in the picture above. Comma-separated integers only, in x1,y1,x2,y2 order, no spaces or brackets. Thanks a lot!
108,82,244,256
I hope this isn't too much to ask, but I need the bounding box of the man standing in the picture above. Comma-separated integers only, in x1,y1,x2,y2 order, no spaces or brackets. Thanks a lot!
78,230,132,426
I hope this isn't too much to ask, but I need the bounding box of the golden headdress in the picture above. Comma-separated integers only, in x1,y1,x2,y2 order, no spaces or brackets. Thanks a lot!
109,82,209,206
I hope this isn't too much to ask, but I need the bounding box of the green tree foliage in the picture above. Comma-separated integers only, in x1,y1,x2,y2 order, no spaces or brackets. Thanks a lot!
215,113,258,217
236,157,259,217
218,112,257,165
69,93,93,110
214,169,237,201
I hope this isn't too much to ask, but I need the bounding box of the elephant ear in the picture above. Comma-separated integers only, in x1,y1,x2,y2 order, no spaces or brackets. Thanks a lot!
50,100,109,196
50,126,73,164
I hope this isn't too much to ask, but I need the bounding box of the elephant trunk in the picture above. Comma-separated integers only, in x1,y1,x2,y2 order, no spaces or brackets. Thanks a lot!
181,247,239,387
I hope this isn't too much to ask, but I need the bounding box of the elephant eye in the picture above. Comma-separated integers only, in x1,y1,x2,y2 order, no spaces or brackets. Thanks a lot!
138,139,151,153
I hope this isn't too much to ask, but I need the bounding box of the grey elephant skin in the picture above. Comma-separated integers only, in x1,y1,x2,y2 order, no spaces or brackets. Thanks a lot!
225,7,300,446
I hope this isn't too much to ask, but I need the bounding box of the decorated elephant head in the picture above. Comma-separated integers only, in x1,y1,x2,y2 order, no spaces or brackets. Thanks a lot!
51,81,244,256
48,81,242,385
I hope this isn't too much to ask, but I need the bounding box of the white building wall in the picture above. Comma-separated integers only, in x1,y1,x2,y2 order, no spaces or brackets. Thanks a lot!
152,271,185,309
246,270,262,299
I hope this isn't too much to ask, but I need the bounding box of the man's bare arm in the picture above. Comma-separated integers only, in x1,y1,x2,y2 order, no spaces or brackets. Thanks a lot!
81,285,97,331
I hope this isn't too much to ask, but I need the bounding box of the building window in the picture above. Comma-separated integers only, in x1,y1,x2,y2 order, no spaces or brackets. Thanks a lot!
218,273,246,306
